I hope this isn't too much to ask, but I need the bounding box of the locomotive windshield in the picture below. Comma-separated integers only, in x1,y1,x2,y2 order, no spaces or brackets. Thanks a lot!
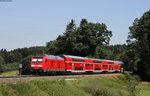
32,57,43,62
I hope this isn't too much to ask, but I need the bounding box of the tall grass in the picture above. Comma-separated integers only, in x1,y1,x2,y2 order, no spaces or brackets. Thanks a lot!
71,76,128,96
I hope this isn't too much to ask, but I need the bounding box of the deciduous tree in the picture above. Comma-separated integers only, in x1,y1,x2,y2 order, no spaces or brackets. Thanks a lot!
127,10,150,80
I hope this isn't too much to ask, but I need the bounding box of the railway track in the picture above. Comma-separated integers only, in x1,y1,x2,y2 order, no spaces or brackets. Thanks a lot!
0,73,121,83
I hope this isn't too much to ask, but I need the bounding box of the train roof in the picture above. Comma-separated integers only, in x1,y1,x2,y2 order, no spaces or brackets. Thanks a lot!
89,58,124,64
36,54,124,64
38,54,63,60
62,55,88,59
116,61,124,64
62,55,124,64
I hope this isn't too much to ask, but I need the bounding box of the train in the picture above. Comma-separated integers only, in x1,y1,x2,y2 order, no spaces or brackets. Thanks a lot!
30,55,124,75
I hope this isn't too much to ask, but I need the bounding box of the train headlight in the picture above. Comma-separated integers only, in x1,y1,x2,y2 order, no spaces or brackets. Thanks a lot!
38,65,42,67
31,65,36,67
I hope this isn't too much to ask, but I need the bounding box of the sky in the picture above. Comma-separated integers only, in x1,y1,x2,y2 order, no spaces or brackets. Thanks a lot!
0,0,150,51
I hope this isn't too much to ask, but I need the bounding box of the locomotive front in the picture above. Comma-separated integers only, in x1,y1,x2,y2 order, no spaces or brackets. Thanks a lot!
30,56,45,74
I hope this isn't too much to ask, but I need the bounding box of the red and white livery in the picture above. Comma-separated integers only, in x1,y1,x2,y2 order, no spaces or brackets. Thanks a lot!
30,55,124,75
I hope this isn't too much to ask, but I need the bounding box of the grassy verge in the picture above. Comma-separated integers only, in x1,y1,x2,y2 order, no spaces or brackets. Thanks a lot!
0,74,149,96
0,70,33,77
141,82,150,96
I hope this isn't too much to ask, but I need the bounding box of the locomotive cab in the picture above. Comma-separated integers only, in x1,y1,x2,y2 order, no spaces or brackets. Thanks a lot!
30,55,66,75
31,57,44,68
30,56,45,75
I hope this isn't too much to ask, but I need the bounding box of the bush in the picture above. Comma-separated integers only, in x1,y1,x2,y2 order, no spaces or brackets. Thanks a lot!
1,62,19,72
119,72,141,96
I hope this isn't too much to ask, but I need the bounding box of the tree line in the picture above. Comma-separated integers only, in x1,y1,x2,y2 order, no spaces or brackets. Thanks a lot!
0,47,46,73
0,10,150,80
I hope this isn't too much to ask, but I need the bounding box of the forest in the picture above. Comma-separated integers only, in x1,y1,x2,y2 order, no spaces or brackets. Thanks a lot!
0,10,150,80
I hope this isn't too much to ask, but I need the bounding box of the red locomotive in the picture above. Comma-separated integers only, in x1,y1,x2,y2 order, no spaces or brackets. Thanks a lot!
30,55,124,75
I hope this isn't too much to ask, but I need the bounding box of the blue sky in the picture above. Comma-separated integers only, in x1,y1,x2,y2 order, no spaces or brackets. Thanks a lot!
0,0,150,51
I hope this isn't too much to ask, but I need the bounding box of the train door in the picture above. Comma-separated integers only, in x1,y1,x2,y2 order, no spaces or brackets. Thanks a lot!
109,65,113,70
58,61,65,70
65,62,72,70
44,59,49,69
114,65,119,70
85,63,90,70
50,61,54,69
50,60,57,69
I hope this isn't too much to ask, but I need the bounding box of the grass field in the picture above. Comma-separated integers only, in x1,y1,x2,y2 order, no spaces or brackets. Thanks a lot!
0,70,19,76
141,82,150,96
0,73,149,96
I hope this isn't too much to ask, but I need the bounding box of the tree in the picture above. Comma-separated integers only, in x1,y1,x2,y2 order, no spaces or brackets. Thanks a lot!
0,56,5,73
46,40,59,55
6,52,22,63
46,19,112,57
46,19,76,55
75,19,112,56
57,19,77,55
0,49,8,64
21,55,32,75
28,46,46,55
127,10,150,80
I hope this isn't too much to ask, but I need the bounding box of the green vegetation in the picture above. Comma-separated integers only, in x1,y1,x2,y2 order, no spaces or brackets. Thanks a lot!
0,70,19,76
1,62,19,72
47,19,112,57
141,82,150,96
0,47,46,74
127,10,150,80
0,74,149,96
